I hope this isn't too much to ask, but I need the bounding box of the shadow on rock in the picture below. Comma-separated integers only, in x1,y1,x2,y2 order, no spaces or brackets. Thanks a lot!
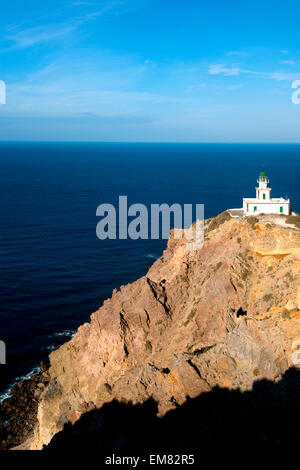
45,367,300,455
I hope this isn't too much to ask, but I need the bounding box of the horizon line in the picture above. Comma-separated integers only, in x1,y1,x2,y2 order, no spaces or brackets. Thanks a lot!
1,140,300,145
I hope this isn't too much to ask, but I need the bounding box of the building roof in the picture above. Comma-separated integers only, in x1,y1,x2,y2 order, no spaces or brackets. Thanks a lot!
243,197,290,203
259,169,268,177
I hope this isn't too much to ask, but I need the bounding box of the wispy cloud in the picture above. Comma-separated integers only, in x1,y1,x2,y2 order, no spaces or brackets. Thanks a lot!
208,63,300,81
2,23,78,50
1,3,122,51
73,1,97,5
226,51,248,57
280,59,296,65
268,72,300,81
208,64,241,76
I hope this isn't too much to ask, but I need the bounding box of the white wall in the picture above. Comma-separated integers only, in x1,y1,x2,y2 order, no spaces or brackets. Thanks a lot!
246,203,289,215
256,189,271,201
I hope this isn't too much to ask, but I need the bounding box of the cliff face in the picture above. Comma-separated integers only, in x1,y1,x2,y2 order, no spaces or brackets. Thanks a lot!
32,214,300,449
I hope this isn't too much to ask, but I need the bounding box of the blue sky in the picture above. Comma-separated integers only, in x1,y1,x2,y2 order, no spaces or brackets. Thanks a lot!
0,0,300,142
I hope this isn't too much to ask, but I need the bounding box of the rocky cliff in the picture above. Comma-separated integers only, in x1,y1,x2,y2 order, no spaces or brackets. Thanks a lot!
32,213,300,449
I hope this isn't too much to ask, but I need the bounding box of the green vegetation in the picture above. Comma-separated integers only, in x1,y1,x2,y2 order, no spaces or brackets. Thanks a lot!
183,308,197,327
285,272,293,281
246,216,259,226
214,261,223,273
207,211,232,232
286,215,300,229
263,293,273,302
145,340,152,352
281,309,291,320
253,368,260,376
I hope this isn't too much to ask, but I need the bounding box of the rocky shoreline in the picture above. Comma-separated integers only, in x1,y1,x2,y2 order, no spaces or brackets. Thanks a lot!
0,363,49,450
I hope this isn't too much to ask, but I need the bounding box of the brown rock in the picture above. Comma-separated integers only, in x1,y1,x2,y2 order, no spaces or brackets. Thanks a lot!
31,213,300,449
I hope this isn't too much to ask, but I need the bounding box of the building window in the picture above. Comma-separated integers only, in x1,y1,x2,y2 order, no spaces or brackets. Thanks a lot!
263,194,266,200
254,206,257,212
280,206,283,213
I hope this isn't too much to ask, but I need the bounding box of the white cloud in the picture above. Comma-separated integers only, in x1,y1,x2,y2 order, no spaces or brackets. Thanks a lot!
208,64,241,76
1,3,122,51
226,51,247,57
268,72,300,81
280,60,296,65
73,1,97,5
208,64,300,82
2,24,77,50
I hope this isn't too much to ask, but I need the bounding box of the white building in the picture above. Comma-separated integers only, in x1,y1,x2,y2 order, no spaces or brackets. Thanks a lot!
242,170,290,216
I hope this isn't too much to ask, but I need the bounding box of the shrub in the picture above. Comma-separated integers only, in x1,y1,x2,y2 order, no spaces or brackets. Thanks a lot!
247,216,259,226
207,211,232,232
214,261,223,272
145,340,152,352
183,308,197,327
286,215,300,229
263,293,273,302
281,309,291,320
253,368,260,376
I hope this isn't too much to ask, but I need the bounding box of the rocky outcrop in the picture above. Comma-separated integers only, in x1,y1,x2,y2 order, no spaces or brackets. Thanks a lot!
32,213,300,449
0,365,49,450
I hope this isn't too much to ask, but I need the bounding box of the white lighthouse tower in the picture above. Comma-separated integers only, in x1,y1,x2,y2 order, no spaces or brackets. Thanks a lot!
242,170,290,216
255,170,271,201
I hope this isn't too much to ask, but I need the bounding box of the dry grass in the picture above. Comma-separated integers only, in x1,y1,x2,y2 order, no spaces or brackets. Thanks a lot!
207,211,232,233
285,215,300,229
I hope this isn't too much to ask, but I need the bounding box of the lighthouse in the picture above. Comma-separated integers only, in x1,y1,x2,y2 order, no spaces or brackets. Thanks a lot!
255,170,271,201
242,170,290,216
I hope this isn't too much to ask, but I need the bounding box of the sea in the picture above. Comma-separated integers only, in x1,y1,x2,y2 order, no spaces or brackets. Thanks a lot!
1,142,300,399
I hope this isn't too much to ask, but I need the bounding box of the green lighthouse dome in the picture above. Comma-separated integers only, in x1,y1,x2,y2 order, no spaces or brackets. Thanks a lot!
259,170,267,177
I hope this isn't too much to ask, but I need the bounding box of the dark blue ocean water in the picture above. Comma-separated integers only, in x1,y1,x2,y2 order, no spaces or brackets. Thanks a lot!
1,142,300,398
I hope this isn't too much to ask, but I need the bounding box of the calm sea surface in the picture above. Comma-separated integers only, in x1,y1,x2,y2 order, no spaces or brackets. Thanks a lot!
1,142,300,397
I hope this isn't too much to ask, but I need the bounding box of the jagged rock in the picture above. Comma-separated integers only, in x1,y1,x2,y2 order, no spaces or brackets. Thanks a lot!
18,213,300,449
0,371,49,450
